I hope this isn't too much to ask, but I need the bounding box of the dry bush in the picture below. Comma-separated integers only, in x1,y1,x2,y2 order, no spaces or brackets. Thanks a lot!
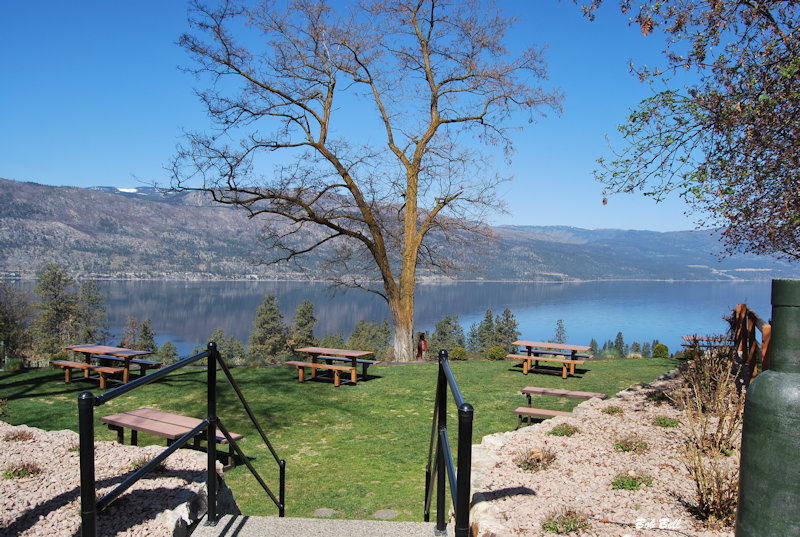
514,447,556,472
674,344,744,526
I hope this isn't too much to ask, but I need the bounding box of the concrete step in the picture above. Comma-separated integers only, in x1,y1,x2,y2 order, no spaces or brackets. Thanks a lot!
190,514,456,537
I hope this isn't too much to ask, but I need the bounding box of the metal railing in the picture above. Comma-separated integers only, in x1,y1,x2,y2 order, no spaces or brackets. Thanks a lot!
733,303,772,380
424,349,474,537
78,342,286,536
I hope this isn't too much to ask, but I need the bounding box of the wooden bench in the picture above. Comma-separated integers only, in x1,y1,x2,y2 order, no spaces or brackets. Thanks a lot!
506,354,586,379
92,366,125,389
316,355,382,379
50,360,94,383
514,386,608,428
284,361,357,387
92,354,163,375
513,407,571,428
100,407,244,469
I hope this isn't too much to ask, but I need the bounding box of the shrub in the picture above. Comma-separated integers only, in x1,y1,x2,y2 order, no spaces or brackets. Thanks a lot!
611,471,653,490
487,346,506,361
653,343,670,358
653,415,679,428
674,345,743,525
602,405,624,415
542,508,591,534
647,389,672,405
547,423,579,437
0,399,6,419
3,462,41,479
4,430,34,442
449,346,467,361
514,447,556,472
627,352,643,359
4,358,25,372
614,435,649,453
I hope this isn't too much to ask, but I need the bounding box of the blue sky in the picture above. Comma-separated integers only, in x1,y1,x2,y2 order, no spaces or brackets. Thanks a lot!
0,1,698,231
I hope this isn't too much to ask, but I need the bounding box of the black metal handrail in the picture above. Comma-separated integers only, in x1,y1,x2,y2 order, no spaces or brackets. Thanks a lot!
78,342,286,537
424,349,474,537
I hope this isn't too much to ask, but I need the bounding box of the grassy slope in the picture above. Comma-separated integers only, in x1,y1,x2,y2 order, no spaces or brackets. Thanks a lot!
0,357,678,520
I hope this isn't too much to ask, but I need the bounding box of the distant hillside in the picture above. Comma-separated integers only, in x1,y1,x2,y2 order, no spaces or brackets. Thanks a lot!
0,178,794,281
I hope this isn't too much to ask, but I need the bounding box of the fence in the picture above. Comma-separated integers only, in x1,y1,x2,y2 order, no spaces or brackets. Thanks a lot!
733,303,772,380
78,342,285,536
424,349,474,537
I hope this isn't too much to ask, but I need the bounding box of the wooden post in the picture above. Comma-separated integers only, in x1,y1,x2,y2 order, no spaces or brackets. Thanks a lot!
748,313,758,380
735,304,747,356
761,323,771,372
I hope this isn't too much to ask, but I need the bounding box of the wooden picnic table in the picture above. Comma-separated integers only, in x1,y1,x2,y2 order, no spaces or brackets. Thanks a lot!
286,346,379,386
508,340,592,379
63,344,159,385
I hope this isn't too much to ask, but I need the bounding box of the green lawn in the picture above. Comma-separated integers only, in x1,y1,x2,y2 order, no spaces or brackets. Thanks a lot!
0,357,678,520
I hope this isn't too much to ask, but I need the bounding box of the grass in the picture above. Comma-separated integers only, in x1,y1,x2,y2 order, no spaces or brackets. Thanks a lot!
653,415,679,428
614,435,650,453
547,423,580,437
611,471,653,490
542,508,591,533
0,356,677,520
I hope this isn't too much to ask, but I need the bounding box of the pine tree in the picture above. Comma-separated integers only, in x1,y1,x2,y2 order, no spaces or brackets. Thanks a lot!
589,338,598,356
347,318,392,358
248,294,287,363
210,327,246,365
475,309,496,355
549,319,567,344
137,319,158,353
120,315,139,349
75,280,110,345
495,309,521,352
642,342,652,358
614,332,625,358
32,263,77,356
428,315,466,354
319,331,345,349
158,341,179,365
290,300,317,349
0,283,33,360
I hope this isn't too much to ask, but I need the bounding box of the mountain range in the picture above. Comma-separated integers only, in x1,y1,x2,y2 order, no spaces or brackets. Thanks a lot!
0,177,794,281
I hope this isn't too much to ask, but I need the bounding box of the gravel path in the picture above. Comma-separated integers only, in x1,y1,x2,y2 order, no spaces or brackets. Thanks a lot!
470,370,738,537
0,421,218,537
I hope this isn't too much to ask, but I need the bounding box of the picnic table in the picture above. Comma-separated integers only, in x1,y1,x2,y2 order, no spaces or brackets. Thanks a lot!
100,407,243,469
513,385,607,428
285,346,379,387
507,340,592,379
56,344,161,387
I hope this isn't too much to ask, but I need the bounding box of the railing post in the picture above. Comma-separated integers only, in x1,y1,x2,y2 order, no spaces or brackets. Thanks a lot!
735,304,746,355
206,342,218,526
435,350,448,536
761,322,771,372
78,390,97,537
279,459,286,517
455,402,474,537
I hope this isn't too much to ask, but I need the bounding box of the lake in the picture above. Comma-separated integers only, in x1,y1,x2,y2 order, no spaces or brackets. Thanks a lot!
73,279,776,357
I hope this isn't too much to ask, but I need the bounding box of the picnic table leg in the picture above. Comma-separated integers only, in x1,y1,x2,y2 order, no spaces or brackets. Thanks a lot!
64,368,72,383
350,368,357,385
296,366,305,383
123,359,130,384
570,362,576,375
334,370,341,387
561,365,568,380
131,430,138,446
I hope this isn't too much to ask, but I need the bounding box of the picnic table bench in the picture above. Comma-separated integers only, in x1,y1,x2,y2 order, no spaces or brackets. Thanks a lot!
50,360,125,389
506,354,586,379
100,407,244,469
514,385,608,428
287,346,377,387
284,361,357,387
91,354,163,376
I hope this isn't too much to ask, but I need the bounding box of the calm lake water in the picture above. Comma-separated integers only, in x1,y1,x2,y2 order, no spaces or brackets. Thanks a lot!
54,279,777,357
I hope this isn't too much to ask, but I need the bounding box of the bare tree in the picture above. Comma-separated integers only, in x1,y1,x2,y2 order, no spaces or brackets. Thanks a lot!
171,0,562,361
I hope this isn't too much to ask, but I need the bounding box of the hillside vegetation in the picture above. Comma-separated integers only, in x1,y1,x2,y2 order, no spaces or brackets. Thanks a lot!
0,178,792,281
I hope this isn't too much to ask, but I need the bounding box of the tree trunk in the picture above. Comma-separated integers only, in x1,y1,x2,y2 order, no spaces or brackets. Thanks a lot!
390,293,415,362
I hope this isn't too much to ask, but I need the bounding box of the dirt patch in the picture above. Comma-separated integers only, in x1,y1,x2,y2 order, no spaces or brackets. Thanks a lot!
470,370,738,536
0,421,222,536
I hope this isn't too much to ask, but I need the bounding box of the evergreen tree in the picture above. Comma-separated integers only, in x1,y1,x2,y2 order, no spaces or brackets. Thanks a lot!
549,319,567,344
472,309,496,355
120,315,139,349
589,338,599,356
32,263,77,356
158,341,179,365
466,322,480,353
137,319,158,353
75,280,110,344
614,332,625,358
290,300,317,349
428,315,465,354
642,342,652,358
248,294,287,363
210,327,246,366
495,309,521,352
347,318,392,358
319,331,345,349
0,282,33,359
631,341,642,354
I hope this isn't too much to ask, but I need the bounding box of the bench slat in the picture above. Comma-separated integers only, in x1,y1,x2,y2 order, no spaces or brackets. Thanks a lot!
521,386,607,400
513,407,571,419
